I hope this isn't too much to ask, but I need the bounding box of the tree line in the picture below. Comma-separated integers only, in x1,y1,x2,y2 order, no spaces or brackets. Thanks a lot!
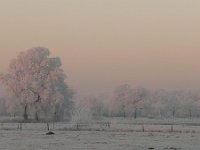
0,47,200,122
75,84,200,119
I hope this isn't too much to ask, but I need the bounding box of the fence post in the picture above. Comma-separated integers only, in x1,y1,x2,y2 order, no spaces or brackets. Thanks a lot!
171,125,173,132
19,122,22,130
142,124,145,132
47,122,50,131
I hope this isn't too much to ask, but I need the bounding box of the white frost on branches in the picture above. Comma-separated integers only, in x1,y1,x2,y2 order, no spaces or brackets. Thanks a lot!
0,47,73,120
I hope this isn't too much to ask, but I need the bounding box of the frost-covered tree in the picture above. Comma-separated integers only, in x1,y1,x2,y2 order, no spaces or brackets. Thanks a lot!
74,94,109,121
0,47,73,121
148,90,168,118
110,84,131,117
129,86,147,119
110,84,146,118
72,96,93,125
179,91,200,118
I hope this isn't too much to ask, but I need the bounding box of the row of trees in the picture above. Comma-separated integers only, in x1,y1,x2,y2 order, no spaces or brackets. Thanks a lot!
1,47,200,121
0,47,73,121
74,84,200,119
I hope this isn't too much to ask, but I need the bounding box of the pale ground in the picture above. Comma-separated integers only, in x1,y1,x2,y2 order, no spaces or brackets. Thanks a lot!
0,130,199,150
1,118,200,150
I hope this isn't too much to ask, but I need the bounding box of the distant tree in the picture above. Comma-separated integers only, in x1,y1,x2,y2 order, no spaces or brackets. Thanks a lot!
72,97,93,125
87,96,106,118
0,47,73,121
149,89,169,118
127,86,147,119
162,91,182,118
180,91,200,118
110,84,146,118
0,97,8,116
182,99,198,119
75,96,106,119
110,84,130,117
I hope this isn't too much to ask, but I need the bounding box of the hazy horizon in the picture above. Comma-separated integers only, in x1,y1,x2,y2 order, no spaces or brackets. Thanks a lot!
1,0,200,96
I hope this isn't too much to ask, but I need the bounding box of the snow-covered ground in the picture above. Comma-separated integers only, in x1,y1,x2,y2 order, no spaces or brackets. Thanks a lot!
0,130,199,150
1,118,200,150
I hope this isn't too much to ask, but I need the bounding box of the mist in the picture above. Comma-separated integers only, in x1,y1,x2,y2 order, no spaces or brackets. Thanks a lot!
0,1,200,97
1,1,200,149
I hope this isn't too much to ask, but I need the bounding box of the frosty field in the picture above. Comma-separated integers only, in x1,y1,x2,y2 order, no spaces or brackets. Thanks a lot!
1,118,200,150
0,129,199,150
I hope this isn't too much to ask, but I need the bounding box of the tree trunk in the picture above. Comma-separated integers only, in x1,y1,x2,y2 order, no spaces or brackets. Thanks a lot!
47,122,50,131
23,104,28,120
172,109,175,118
189,109,192,119
54,112,57,121
134,108,137,119
123,110,126,118
122,105,126,118
35,112,39,121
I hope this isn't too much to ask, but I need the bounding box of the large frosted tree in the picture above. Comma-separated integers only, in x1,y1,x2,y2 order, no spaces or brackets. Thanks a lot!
0,47,73,121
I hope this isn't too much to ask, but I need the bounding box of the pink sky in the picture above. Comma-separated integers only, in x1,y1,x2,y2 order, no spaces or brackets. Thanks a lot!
0,0,200,96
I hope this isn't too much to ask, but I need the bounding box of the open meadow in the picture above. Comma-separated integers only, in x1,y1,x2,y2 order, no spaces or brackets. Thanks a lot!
0,117,200,150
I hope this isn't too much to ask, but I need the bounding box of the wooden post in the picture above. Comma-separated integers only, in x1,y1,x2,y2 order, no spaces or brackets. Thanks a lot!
47,122,50,131
142,124,145,132
19,123,22,130
171,125,173,132
76,123,79,130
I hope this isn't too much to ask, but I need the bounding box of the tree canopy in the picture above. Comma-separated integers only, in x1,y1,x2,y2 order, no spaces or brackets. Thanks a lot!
0,47,73,121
